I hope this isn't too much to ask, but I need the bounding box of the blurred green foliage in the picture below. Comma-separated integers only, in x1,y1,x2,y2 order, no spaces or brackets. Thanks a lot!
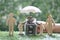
0,0,60,31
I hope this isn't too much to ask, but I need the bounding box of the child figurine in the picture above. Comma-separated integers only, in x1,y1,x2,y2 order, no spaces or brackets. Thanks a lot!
40,23,45,35
46,14,55,36
37,23,45,35
6,13,16,36
18,22,24,35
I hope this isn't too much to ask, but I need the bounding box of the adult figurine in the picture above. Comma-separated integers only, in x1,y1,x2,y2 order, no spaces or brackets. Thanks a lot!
6,13,16,36
46,14,55,36
18,22,24,35
25,16,36,24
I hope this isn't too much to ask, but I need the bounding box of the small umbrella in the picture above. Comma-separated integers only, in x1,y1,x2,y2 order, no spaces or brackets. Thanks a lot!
19,6,42,13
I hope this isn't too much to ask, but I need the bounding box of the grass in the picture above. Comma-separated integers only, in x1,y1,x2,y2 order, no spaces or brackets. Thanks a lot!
0,31,60,40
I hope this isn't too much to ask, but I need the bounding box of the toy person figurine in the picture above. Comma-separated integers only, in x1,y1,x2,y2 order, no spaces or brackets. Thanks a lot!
37,23,45,35
40,23,45,35
6,13,16,36
18,22,24,35
46,14,55,36
25,16,36,24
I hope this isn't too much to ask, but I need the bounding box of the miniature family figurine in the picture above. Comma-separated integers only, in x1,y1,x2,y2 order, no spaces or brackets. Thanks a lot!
37,23,45,35
6,13,16,36
6,13,55,36
45,14,55,36
18,22,24,35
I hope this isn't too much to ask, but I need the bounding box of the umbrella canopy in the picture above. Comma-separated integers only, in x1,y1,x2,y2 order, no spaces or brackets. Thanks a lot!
20,6,42,13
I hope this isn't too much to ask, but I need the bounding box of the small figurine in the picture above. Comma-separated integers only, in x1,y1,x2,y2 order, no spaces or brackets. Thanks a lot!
40,23,45,35
6,13,16,36
37,23,45,35
25,16,36,24
18,22,24,35
45,14,55,36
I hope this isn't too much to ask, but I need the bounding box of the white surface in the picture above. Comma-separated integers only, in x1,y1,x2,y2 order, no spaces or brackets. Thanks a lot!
36,21,46,24
55,23,60,25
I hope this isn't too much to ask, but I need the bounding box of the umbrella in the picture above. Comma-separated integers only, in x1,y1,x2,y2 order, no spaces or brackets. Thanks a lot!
19,6,42,13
